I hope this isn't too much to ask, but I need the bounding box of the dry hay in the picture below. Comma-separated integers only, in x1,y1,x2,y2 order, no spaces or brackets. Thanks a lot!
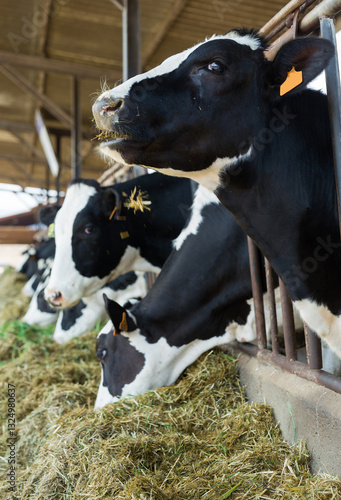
0,267,30,324
0,322,341,499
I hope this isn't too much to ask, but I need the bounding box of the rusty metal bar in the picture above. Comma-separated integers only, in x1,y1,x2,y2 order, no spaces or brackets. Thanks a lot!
71,77,82,179
264,0,341,60
279,278,297,361
304,323,323,369
247,237,267,350
235,342,341,394
320,17,341,237
260,0,308,37
264,259,280,355
261,0,316,42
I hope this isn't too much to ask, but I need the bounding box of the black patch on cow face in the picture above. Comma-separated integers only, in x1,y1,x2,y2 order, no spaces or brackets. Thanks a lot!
102,39,266,171
71,189,130,279
61,300,87,330
37,289,57,314
96,332,145,397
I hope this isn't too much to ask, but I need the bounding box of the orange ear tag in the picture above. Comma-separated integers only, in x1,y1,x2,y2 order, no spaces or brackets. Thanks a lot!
119,312,128,331
113,330,120,337
280,67,303,96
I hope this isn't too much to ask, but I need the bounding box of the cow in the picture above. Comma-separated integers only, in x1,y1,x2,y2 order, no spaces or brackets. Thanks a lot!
43,173,193,309
95,185,305,408
92,29,341,359
20,238,55,297
53,271,147,343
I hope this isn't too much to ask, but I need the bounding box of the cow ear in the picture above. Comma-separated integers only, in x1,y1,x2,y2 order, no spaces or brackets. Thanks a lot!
103,294,137,333
39,205,60,226
102,188,121,219
267,38,334,94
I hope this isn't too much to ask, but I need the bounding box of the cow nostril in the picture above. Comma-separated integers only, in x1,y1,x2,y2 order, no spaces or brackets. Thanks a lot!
102,99,124,116
47,291,63,306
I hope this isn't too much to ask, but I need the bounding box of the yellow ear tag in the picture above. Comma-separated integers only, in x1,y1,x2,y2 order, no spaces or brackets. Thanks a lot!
280,67,303,96
119,312,128,331
48,223,55,238
120,231,129,239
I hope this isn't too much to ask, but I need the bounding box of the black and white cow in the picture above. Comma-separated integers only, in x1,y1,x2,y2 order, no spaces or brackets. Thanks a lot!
20,238,55,297
95,185,305,408
92,30,341,358
44,173,192,309
53,271,147,343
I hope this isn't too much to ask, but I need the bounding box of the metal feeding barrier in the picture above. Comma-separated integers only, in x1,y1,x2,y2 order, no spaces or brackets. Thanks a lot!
235,0,341,394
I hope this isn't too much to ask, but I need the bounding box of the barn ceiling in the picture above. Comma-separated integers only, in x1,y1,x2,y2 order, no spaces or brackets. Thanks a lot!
0,0,338,192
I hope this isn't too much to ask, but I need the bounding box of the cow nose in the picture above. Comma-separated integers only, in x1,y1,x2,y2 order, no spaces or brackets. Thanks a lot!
45,289,63,308
92,98,124,129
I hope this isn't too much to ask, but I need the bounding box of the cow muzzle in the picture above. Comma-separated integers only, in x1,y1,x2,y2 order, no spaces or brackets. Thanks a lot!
92,97,124,131
44,289,64,308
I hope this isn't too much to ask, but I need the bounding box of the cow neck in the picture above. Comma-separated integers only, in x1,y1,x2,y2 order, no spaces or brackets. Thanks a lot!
216,90,341,314
111,173,192,268
131,204,253,347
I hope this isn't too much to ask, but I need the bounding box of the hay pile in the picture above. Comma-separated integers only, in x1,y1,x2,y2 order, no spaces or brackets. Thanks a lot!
0,267,30,324
0,322,341,499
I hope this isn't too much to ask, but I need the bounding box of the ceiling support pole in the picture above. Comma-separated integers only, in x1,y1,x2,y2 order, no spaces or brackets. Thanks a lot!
71,77,82,179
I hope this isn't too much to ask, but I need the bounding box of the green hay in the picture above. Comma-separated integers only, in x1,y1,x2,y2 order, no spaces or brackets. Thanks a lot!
0,323,340,499
0,267,30,324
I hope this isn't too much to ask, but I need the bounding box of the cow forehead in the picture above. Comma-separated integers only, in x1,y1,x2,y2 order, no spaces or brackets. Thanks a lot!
55,183,97,237
100,31,262,100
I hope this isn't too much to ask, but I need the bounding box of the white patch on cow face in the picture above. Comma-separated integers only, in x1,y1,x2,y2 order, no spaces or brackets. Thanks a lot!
173,185,218,251
45,183,105,308
97,32,262,103
95,369,119,408
294,299,341,358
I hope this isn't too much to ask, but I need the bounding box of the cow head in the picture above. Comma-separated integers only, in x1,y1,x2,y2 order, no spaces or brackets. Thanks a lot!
43,179,134,309
92,30,333,190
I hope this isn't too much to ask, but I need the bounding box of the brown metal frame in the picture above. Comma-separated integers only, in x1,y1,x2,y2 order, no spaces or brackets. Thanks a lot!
235,0,341,395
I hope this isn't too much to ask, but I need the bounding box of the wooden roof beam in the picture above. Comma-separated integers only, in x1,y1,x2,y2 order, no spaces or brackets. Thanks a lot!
0,64,73,128
0,50,120,80
142,0,189,68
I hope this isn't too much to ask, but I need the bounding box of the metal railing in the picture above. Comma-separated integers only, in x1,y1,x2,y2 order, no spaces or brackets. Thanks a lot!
235,0,341,395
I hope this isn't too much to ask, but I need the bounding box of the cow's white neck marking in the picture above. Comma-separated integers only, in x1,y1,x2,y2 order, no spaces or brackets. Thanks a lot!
173,185,219,251
98,32,262,102
294,299,341,358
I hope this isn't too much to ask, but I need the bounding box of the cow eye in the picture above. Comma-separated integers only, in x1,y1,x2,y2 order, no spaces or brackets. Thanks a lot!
206,61,225,73
83,224,95,236
96,348,107,361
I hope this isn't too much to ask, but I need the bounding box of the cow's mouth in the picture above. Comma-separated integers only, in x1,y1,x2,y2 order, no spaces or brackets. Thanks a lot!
94,129,133,145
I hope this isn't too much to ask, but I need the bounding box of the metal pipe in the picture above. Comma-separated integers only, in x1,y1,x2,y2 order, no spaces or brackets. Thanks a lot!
260,0,307,37
320,17,341,237
235,342,341,394
247,237,267,350
304,323,323,369
264,259,280,355
122,0,141,81
71,77,82,179
279,278,297,361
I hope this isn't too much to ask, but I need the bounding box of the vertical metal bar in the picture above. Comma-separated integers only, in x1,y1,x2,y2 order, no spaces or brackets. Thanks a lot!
320,17,341,237
247,237,267,350
55,134,61,205
304,323,323,369
71,77,82,179
264,259,280,355
279,278,297,361
45,161,50,202
122,0,141,81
